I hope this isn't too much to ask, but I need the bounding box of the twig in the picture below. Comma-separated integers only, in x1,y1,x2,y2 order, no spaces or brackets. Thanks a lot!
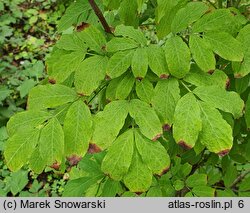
88,0,113,34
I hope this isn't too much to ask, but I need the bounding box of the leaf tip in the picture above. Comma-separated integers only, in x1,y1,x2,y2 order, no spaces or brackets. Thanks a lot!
136,77,143,82
48,78,56,84
160,74,169,79
67,155,82,166
163,124,171,132
225,78,230,89
157,166,170,177
178,140,192,150
217,149,230,157
152,133,162,141
88,143,102,154
50,161,60,170
75,22,90,32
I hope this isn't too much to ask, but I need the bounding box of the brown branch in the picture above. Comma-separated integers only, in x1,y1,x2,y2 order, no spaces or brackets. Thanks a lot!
88,0,113,34
230,169,250,189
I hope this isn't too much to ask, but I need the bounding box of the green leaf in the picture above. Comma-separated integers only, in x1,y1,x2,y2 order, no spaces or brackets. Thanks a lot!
203,31,243,62
101,129,134,181
174,180,184,191
57,1,91,32
189,35,215,72
28,84,77,110
119,0,138,27
223,163,237,188
115,24,147,46
173,93,202,148
186,174,207,188
106,38,139,52
235,74,250,94
105,76,123,101
192,186,215,197
115,72,135,100
129,99,162,141
29,148,47,174
171,2,209,33
9,170,29,196
147,187,163,197
184,66,228,88
135,78,154,104
76,25,106,54
124,148,152,193
135,130,170,175
92,100,128,149
47,51,85,83
4,128,40,171
75,55,108,96
131,48,148,78
56,33,87,51
101,179,121,197
7,110,50,136
233,24,250,77
152,78,180,126
63,175,104,197
199,102,233,154
245,93,250,129
106,50,134,78
39,117,64,166
17,79,36,98
239,176,250,192
147,45,169,78
165,36,191,78
64,100,93,157
0,86,12,102
192,9,236,33
193,86,244,118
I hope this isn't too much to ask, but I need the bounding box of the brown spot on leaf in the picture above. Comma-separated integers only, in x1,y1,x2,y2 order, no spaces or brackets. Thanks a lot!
136,77,143,81
48,78,56,84
178,140,192,150
88,143,102,154
76,22,90,32
217,149,230,157
67,155,82,166
160,74,169,79
158,167,170,177
105,75,111,81
101,45,106,51
163,124,171,131
135,192,143,196
234,73,242,78
77,92,85,97
50,161,60,170
152,133,162,141
226,78,230,89
208,70,214,74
